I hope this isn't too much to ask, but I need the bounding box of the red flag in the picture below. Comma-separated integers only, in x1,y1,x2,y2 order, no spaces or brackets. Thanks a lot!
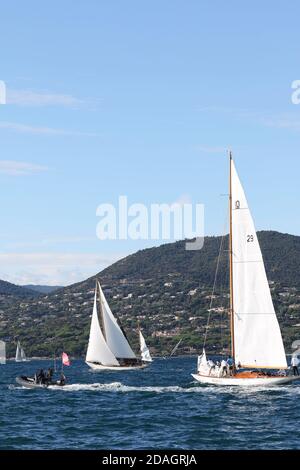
62,352,71,366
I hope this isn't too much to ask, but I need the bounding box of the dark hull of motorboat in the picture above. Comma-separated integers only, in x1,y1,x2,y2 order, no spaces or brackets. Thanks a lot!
16,376,65,389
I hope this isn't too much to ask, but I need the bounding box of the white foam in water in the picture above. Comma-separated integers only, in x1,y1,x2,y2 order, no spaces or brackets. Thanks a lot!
48,382,201,393
13,380,299,395
47,381,300,396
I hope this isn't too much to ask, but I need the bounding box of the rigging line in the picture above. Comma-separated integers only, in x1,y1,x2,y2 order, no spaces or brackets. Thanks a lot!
203,207,229,350
220,249,230,354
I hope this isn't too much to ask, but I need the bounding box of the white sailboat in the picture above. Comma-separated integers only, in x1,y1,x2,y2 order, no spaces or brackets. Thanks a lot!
139,330,152,362
15,341,29,362
0,340,6,365
15,341,22,362
192,154,300,386
86,281,151,371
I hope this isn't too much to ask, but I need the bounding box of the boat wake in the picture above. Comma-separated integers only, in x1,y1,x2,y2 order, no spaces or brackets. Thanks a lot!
48,381,299,394
49,382,200,393
11,380,299,396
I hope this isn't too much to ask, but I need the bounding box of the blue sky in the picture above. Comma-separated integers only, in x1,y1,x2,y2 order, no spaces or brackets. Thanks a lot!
0,1,300,285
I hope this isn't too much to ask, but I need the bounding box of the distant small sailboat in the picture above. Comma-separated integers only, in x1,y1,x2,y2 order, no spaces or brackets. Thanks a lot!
192,154,300,386
15,341,29,363
139,330,152,363
86,281,151,371
0,340,6,365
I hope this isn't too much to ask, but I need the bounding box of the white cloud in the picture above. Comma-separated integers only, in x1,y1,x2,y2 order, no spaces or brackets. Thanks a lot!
7,89,83,107
6,236,96,249
0,121,98,136
260,116,300,131
0,252,127,286
198,106,300,134
0,160,48,176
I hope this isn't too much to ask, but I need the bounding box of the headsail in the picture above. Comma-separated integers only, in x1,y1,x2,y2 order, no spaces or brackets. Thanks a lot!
231,159,287,369
197,349,209,374
86,290,119,366
98,282,136,359
139,330,152,362
0,341,6,365
15,342,22,362
21,347,27,361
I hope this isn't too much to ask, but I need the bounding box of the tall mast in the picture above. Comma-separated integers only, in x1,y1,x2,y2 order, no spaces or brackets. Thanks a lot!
229,152,236,366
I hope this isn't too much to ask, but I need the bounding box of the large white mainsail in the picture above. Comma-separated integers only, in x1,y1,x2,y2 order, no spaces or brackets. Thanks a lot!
231,159,287,369
139,330,152,362
98,282,136,359
0,341,6,365
86,290,119,366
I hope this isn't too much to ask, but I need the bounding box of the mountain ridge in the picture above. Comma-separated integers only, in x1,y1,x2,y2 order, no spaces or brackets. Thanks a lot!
1,230,300,357
23,285,63,294
0,280,39,298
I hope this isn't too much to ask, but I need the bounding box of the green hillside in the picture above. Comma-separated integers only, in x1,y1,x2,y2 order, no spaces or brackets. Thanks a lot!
0,280,39,298
1,231,300,358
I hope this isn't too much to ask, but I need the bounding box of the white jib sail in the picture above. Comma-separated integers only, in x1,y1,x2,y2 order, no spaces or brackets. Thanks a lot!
21,348,26,361
15,342,22,362
86,290,119,366
231,159,287,369
197,349,209,374
139,331,152,362
99,282,136,359
0,341,6,365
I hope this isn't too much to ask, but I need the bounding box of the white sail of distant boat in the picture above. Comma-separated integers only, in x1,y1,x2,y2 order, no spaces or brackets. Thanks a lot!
86,289,120,367
99,283,136,360
86,281,151,371
15,342,22,362
20,347,27,362
15,341,29,362
139,330,152,362
192,154,298,386
0,341,6,365
170,339,183,358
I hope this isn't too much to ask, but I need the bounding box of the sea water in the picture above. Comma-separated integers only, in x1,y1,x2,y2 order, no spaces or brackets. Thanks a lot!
0,357,299,450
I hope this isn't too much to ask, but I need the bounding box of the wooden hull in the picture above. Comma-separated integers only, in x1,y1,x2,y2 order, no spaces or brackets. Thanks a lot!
86,361,149,371
192,373,300,387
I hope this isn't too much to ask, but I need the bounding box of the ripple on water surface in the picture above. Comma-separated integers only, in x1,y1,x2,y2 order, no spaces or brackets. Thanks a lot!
0,358,300,450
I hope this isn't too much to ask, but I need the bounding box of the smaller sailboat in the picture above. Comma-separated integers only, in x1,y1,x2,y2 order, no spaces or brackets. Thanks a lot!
139,330,152,363
0,340,6,365
86,280,152,371
15,341,29,362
